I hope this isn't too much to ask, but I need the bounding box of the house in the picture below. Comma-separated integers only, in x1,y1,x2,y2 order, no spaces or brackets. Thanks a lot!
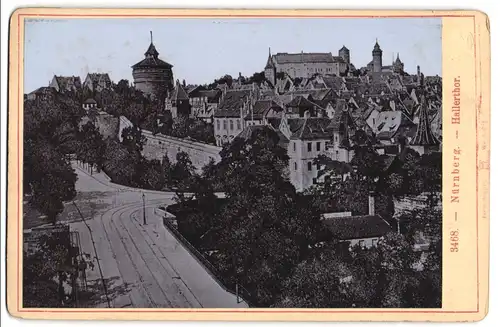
371,110,416,146
49,75,82,93
244,100,284,126
26,87,57,101
83,73,112,92
285,96,323,118
213,89,254,146
322,194,392,249
188,87,222,123
165,80,190,119
279,116,332,191
82,98,98,110
325,99,358,162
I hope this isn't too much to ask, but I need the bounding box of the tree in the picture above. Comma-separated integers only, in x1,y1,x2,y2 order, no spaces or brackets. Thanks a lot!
137,159,164,190
24,140,77,225
171,151,196,190
76,121,106,173
121,126,147,154
171,116,190,138
211,127,325,306
24,232,95,307
273,246,351,308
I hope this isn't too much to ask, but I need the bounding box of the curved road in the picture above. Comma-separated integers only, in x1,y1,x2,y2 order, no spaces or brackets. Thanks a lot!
70,164,246,308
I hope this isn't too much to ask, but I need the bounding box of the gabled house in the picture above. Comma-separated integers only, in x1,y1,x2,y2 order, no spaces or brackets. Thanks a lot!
83,73,112,92
49,75,82,93
213,89,254,146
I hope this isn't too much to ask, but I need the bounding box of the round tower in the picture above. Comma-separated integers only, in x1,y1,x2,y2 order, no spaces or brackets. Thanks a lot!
132,31,174,100
372,40,383,73
339,45,350,64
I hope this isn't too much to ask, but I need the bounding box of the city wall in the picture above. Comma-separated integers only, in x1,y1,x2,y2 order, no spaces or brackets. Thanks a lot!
118,116,222,170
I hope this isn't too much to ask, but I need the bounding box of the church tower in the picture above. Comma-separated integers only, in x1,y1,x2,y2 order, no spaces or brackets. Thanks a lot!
372,40,383,73
132,31,174,100
410,95,440,154
339,45,350,64
264,48,276,85
393,52,404,74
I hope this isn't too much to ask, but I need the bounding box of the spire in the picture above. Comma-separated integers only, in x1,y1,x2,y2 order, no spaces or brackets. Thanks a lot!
144,31,159,58
411,95,439,146
265,48,275,69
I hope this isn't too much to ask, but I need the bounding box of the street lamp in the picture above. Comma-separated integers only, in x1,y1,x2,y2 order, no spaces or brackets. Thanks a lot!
142,193,147,225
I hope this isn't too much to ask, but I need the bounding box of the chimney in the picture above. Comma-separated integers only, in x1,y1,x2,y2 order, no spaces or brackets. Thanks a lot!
368,193,375,216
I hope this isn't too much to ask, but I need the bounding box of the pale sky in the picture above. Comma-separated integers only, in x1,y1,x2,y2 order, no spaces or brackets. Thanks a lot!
24,17,442,93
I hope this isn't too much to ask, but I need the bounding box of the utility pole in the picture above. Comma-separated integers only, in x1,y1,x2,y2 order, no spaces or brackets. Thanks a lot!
142,193,147,225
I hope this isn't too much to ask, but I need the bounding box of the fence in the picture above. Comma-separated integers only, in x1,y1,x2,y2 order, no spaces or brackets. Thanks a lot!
162,216,253,307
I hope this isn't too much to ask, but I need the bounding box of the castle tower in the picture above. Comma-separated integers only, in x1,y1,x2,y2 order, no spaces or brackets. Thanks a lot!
410,95,440,154
169,79,190,119
372,40,383,73
339,45,350,64
393,52,404,74
132,31,174,100
264,48,276,85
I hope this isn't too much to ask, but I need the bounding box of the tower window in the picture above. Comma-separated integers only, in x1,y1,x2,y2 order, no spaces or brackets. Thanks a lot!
230,120,234,131
223,120,227,130
294,162,297,170
293,142,296,152
237,120,241,130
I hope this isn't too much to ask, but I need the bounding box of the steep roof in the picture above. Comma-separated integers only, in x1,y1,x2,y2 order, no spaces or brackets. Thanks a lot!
289,117,331,140
289,88,334,101
245,100,282,120
323,214,392,240
87,73,111,84
214,89,252,118
265,52,275,69
374,111,415,140
54,76,82,90
287,96,316,109
411,95,440,146
274,52,335,64
132,38,172,69
171,80,189,101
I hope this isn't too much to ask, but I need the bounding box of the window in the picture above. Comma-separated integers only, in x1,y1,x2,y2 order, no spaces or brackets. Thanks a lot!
313,178,317,184
230,120,234,131
317,163,321,171
294,162,297,170
335,150,339,160
359,240,365,248
223,120,227,130
237,120,241,130
293,142,296,152
307,162,312,171
334,134,338,143
316,142,321,151
216,120,220,130
307,142,312,152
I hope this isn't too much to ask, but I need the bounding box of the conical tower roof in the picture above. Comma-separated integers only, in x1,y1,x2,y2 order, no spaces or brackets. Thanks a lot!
411,95,440,146
132,31,173,69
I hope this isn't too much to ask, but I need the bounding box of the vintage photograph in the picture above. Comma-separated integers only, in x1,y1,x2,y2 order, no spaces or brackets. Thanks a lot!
22,16,443,309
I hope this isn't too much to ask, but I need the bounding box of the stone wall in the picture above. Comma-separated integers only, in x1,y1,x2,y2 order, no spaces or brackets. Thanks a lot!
118,116,222,171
